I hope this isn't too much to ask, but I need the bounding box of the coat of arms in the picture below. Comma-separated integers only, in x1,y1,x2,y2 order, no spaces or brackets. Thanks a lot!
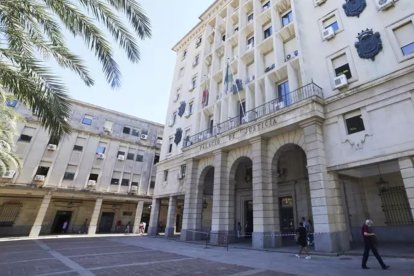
355,29,383,61
343,0,366,17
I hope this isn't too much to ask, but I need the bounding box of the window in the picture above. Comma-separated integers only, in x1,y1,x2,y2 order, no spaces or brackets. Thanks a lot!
96,145,106,154
182,49,187,60
239,101,246,123
196,37,202,48
123,126,131,134
0,203,21,226
131,128,140,137
209,117,214,134
63,172,75,180
168,137,173,153
136,154,143,162
18,134,32,142
110,178,119,185
127,153,134,160
277,81,290,104
73,145,83,151
333,54,352,79
131,182,138,187
247,36,254,47
180,164,187,178
264,26,272,39
323,15,339,32
247,13,254,22
191,75,197,90
188,102,193,115
89,173,99,181
48,137,59,146
394,21,414,56
154,154,160,164
36,166,49,176
103,120,113,132
179,67,184,78
82,115,93,125
282,10,293,27
163,170,169,181
234,25,239,33
6,99,17,107
117,151,125,157
222,34,226,41
262,1,270,10
344,110,365,135
121,179,129,186
379,185,414,225
193,55,199,67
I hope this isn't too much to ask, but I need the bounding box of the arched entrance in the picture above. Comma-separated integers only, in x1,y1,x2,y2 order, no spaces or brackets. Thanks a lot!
200,166,214,233
272,144,311,246
229,156,253,243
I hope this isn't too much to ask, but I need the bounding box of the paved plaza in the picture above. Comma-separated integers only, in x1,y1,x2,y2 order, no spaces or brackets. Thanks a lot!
0,236,413,276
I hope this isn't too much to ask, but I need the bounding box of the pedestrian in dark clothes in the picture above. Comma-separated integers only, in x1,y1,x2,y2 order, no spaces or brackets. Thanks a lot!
295,222,311,259
361,219,389,270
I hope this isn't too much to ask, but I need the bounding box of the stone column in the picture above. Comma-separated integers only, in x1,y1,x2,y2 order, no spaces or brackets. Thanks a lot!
148,197,160,236
88,198,103,235
132,201,145,234
250,138,278,248
398,157,414,220
165,196,177,238
29,194,52,237
302,121,349,252
181,159,203,241
210,150,232,245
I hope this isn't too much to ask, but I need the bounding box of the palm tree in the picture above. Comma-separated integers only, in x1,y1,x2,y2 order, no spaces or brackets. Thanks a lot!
0,92,20,175
0,0,151,141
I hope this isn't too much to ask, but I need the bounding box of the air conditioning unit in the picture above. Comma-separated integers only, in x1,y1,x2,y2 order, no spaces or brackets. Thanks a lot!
130,186,138,193
285,50,299,62
334,74,348,89
314,0,327,6
47,144,57,151
2,170,16,178
377,0,394,11
103,127,112,134
97,153,105,160
87,180,96,187
322,26,335,40
117,155,125,161
34,175,45,182
140,134,148,140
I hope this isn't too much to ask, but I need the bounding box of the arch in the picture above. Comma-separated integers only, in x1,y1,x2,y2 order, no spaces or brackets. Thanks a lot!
198,165,214,232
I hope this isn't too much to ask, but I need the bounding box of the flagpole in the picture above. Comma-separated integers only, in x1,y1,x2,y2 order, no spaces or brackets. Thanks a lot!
227,57,246,118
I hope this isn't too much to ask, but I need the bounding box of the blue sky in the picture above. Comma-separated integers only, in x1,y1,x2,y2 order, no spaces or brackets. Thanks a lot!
58,1,213,124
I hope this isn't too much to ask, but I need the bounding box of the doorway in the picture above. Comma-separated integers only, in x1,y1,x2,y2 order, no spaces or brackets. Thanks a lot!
98,212,115,233
279,196,294,243
244,200,253,237
51,211,72,234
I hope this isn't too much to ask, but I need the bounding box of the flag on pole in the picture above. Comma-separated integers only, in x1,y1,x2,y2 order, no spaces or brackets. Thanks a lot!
224,61,233,94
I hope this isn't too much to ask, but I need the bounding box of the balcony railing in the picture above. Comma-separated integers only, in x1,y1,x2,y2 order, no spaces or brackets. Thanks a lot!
183,82,323,148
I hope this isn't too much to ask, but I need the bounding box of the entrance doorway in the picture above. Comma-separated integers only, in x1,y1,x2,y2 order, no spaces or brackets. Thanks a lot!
279,196,295,244
98,212,115,233
244,200,253,237
51,211,72,234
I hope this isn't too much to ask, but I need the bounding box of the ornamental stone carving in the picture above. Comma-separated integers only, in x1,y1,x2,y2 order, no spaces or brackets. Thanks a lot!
178,101,186,117
174,128,183,145
355,29,383,61
343,0,366,17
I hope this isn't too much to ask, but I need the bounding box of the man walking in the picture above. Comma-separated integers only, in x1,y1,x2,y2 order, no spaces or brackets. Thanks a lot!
361,219,389,270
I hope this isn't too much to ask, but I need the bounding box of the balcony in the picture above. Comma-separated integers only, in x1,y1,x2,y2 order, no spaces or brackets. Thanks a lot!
183,82,323,148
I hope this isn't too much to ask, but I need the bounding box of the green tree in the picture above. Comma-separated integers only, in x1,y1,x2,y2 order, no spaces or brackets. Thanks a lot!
0,0,151,141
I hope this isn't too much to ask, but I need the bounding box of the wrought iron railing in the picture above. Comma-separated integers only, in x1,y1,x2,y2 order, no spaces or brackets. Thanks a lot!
183,82,323,148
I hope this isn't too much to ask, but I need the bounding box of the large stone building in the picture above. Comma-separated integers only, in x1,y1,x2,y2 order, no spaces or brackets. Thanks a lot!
0,99,163,237
149,0,414,252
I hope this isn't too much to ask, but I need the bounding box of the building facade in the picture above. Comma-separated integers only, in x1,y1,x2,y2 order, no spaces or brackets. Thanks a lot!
0,99,163,237
150,0,414,252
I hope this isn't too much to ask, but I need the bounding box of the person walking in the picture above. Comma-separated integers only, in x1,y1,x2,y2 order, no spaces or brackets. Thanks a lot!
237,222,242,238
125,221,131,233
307,219,314,247
62,220,68,234
361,219,390,270
80,218,88,234
295,222,311,259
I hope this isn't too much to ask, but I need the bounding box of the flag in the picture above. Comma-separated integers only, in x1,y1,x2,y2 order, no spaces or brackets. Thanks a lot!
224,61,233,94
201,79,209,107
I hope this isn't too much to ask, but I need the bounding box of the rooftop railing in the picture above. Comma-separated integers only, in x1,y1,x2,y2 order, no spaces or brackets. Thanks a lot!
183,82,323,148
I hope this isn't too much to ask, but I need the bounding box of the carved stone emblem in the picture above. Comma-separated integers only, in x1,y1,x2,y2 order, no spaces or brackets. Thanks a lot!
343,0,366,17
174,128,183,145
178,101,186,117
355,29,383,61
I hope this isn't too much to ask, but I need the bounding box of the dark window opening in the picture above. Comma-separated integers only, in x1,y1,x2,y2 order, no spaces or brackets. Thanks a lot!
117,151,125,157
63,172,75,180
282,11,293,27
110,178,119,185
18,134,32,142
131,128,140,137
150,181,155,189
345,115,365,135
89,173,99,181
136,154,143,162
127,153,134,160
121,179,129,186
335,64,352,79
36,166,49,176
73,145,83,151
131,182,138,187
154,154,160,164
123,127,131,134
264,27,272,39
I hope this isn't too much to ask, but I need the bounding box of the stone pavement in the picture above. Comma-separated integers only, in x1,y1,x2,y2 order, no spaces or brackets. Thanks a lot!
0,236,412,276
